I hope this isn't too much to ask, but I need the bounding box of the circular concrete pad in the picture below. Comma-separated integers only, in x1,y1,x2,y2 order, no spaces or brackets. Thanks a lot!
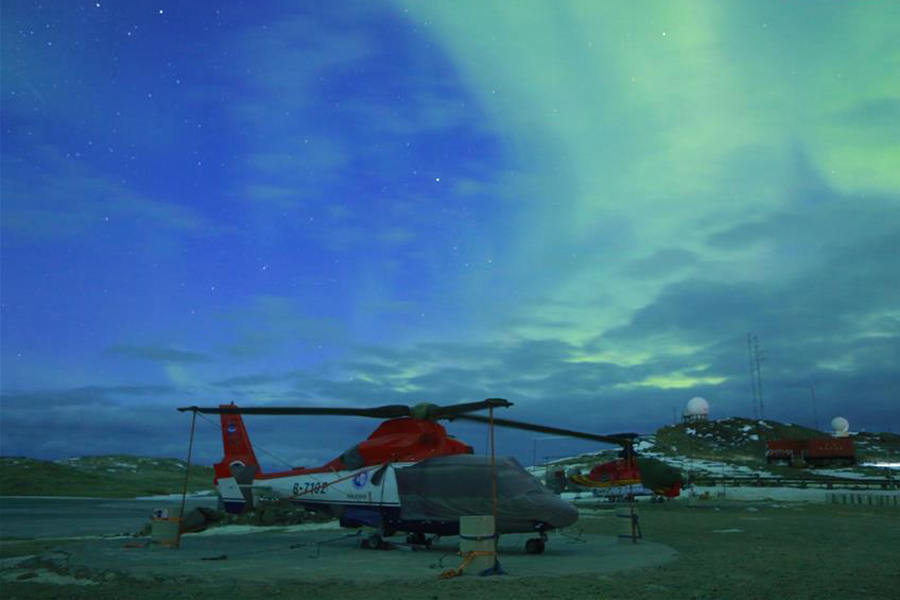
63,527,677,582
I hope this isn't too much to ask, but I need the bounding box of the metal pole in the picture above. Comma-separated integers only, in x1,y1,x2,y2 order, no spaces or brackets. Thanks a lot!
177,408,197,549
490,406,498,555
748,333,758,419
810,385,820,431
754,335,765,419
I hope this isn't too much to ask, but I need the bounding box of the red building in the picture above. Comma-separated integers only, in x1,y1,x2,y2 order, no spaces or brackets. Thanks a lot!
766,437,855,467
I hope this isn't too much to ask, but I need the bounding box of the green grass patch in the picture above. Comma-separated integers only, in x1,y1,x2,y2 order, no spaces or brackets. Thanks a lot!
0,455,214,498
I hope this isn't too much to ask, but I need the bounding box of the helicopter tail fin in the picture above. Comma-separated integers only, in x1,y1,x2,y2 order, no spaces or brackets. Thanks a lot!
213,407,261,513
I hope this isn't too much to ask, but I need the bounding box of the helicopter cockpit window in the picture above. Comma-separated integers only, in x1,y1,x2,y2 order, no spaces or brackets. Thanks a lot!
340,445,365,470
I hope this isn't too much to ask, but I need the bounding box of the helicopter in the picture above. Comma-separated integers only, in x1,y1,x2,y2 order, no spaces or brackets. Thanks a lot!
458,415,683,500
564,449,684,500
177,398,636,554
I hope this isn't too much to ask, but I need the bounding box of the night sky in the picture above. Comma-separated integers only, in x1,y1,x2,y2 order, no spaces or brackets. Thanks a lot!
2,1,898,469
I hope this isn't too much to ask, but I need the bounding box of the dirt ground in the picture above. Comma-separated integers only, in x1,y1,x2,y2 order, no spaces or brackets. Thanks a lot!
2,501,898,599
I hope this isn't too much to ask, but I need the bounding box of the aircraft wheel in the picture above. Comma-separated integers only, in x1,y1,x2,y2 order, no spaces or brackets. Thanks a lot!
361,533,383,550
525,538,545,555
406,532,427,546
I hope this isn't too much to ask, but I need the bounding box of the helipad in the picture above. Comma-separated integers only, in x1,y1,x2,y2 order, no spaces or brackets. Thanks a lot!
53,527,676,583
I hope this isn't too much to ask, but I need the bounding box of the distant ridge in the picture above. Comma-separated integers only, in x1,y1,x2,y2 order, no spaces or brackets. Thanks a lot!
0,454,215,498
537,418,900,479
654,418,900,464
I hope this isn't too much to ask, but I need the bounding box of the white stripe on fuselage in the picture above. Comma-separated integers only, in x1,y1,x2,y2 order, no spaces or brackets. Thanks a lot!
221,463,414,506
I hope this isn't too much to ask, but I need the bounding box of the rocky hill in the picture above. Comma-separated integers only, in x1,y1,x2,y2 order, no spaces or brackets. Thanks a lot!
654,418,900,464
0,454,215,498
536,418,900,481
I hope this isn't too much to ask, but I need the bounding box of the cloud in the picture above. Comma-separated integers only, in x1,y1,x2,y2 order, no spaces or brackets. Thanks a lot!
1,388,115,411
623,249,701,281
212,373,295,388
0,146,216,245
1,384,175,409
0,384,191,459
105,344,211,364
4,2,899,464
216,295,348,359
7,321,898,463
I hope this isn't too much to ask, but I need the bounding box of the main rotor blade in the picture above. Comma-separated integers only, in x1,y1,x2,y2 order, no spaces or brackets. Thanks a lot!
454,414,634,447
430,397,512,420
177,398,512,420
177,405,412,418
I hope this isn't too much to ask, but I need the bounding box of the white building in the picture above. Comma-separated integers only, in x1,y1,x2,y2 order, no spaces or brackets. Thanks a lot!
682,396,709,423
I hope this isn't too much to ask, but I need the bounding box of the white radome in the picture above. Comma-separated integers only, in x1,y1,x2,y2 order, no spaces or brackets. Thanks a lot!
685,396,710,416
831,416,849,434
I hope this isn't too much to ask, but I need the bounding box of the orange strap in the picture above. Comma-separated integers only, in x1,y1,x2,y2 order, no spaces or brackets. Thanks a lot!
439,550,496,579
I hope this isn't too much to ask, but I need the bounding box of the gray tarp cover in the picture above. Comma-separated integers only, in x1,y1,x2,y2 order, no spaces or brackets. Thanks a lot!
635,457,682,488
395,454,574,531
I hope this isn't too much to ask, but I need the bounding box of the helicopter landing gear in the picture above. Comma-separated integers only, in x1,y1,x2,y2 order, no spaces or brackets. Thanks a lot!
360,532,394,550
525,531,548,555
405,531,432,547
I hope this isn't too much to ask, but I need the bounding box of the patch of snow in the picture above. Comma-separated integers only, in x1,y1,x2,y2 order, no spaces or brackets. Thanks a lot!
749,434,759,441
688,486,899,503
560,492,590,501
0,555,37,568
134,491,216,500
526,466,547,477
654,454,777,478
7,495,109,500
690,486,828,502
741,425,753,432
188,521,341,537
634,440,655,452
813,469,889,480
0,568,98,586
685,428,696,435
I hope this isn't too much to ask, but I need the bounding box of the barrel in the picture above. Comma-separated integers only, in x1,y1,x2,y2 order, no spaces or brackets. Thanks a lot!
459,516,495,575
150,507,181,548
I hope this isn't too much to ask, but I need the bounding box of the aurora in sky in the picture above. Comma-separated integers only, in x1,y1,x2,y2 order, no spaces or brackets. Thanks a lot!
2,1,898,465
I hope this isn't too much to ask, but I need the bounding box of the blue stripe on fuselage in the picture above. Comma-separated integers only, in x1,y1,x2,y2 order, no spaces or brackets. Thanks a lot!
289,500,548,536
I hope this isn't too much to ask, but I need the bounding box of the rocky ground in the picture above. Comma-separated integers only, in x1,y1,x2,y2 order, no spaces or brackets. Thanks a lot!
2,500,898,599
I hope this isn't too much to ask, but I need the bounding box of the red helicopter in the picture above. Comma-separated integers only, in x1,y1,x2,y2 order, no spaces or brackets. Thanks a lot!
566,448,684,499
457,416,683,500
178,398,635,554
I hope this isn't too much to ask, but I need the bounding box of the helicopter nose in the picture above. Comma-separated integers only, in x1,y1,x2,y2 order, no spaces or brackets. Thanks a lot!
542,494,579,529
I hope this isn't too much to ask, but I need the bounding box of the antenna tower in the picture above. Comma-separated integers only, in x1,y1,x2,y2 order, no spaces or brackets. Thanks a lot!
809,385,820,431
753,335,765,419
747,333,759,418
